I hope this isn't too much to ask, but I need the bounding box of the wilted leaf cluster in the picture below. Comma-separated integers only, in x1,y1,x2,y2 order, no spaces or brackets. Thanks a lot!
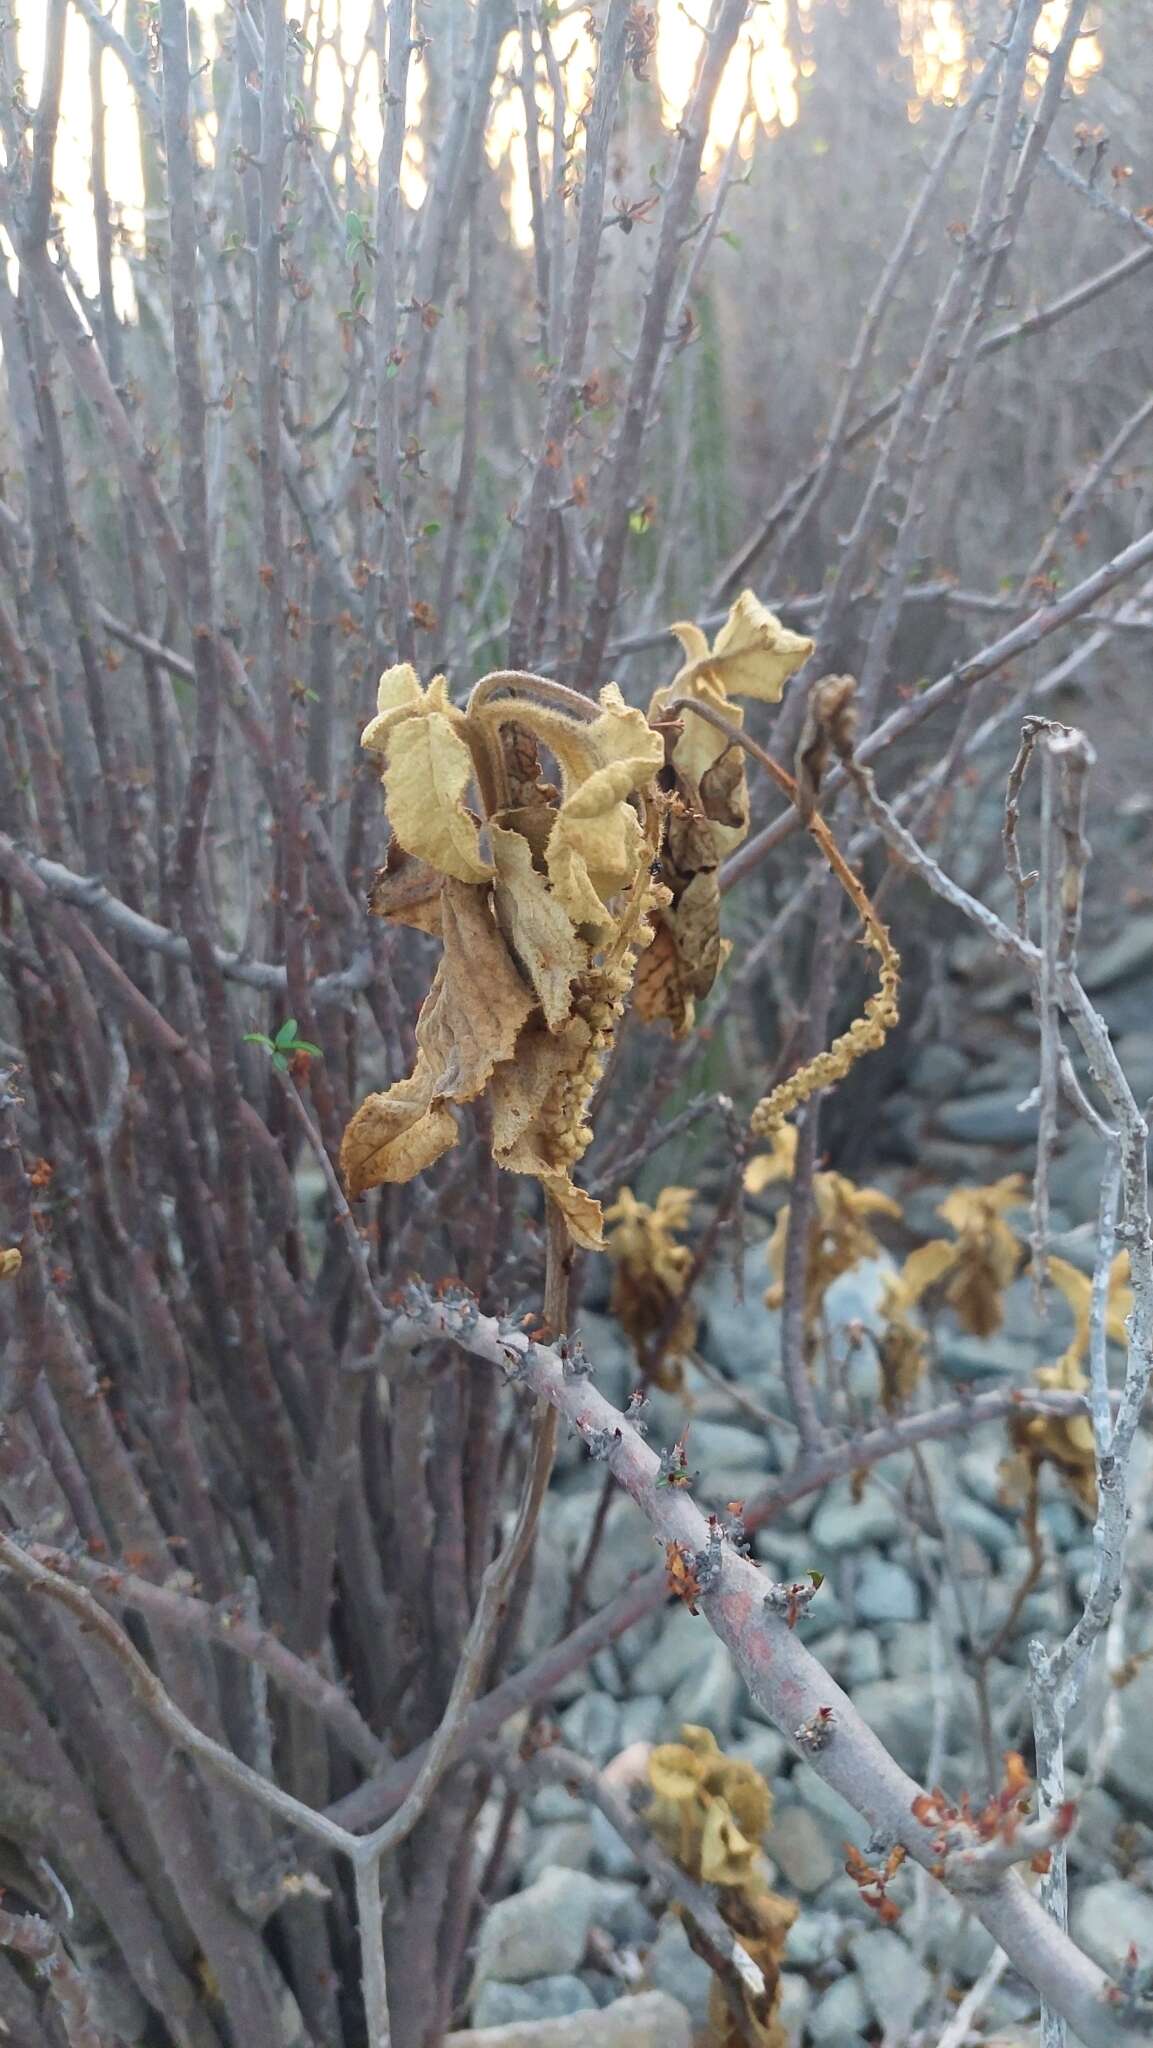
604,1183,697,1389
635,592,813,1037
646,1725,797,2048
341,663,667,1247
1005,1249,1131,1512
341,594,824,1245
746,1125,901,1344
896,1174,1028,1339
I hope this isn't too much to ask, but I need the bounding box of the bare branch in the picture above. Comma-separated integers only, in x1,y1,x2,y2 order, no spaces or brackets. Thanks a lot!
351,1287,1137,2045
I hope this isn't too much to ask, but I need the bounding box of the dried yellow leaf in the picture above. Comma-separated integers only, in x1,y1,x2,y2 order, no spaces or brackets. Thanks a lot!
673,589,815,704
367,838,444,935
544,813,627,933
678,1724,722,1759
341,882,535,1199
631,919,696,1037
1006,1248,1130,1515
0,1247,21,1280
645,1724,793,2048
744,1126,799,1194
937,1173,1028,1236
899,1176,1027,1338
542,690,663,926
648,1742,711,1805
655,670,745,855
488,1011,606,1250
381,710,492,885
665,839,727,990
698,742,749,835
346,663,664,1229
650,594,810,857
651,591,810,835
635,595,810,1039
340,1047,458,1197
765,1168,901,1332
897,1239,958,1306
424,881,536,1098
700,1800,757,1886
468,680,663,936
509,682,664,805
537,1173,606,1251
604,1184,698,1389
490,822,588,1033
1012,1354,1098,1513
876,1273,929,1411
630,796,731,1037
712,1760,773,1843
360,660,425,752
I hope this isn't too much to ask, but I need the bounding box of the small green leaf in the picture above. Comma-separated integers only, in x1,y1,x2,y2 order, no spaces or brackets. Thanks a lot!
274,1018,299,1048
385,359,400,379
244,1032,274,1052
295,1041,322,1060
272,1051,289,1071
720,229,741,251
422,520,442,536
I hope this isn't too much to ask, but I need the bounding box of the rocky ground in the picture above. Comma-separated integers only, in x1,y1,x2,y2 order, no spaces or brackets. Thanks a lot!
461,916,1153,2047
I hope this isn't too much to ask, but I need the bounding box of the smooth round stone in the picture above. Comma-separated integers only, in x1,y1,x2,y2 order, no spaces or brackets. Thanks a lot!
852,1555,921,1624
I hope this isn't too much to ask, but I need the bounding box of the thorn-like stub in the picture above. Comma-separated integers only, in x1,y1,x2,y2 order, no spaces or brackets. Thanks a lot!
795,1706,836,1753
559,1332,593,1380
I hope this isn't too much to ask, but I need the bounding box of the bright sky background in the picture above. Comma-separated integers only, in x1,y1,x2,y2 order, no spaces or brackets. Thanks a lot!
14,0,1100,299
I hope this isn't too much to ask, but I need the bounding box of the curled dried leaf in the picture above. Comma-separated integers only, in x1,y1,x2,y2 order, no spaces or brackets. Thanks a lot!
669,590,814,706
344,664,665,1237
647,1723,794,2048
665,1539,703,1614
641,593,812,1033
367,838,444,934
490,821,587,1032
794,673,858,825
876,1273,929,1411
700,1799,757,1885
764,1166,901,1333
604,1183,697,1390
898,1176,1027,1338
383,709,492,885
744,1125,798,1195
340,1046,459,1197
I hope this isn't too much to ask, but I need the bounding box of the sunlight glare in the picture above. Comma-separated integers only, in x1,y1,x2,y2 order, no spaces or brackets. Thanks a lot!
17,0,145,315
485,17,599,248
23,2,1105,295
656,1,799,167
896,0,1101,106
